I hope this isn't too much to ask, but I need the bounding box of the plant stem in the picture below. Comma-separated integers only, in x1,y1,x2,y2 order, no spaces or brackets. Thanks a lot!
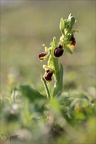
48,49,63,97
42,77,50,99
53,63,63,97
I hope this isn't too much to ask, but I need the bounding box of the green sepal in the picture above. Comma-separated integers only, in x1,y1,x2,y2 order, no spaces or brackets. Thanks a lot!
59,18,65,35
73,29,79,33
64,45,73,54
50,37,57,47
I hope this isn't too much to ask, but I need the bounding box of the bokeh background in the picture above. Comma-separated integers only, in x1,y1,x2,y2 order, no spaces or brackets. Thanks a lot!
0,1,96,144
1,0,96,91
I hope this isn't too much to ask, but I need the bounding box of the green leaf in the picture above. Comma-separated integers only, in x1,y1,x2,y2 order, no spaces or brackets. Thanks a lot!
59,18,64,35
64,45,73,54
20,85,45,102
20,85,47,114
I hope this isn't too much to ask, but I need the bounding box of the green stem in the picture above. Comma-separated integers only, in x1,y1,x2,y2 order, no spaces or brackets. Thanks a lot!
42,77,50,99
48,49,63,97
53,63,63,97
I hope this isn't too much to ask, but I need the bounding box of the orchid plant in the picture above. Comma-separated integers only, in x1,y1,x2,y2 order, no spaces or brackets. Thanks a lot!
39,13,77,99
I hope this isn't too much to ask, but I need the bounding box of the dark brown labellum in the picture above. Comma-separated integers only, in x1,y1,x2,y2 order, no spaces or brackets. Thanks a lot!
54,45,64,57
70,36,76,46
39,52,46,60
44,70,53,81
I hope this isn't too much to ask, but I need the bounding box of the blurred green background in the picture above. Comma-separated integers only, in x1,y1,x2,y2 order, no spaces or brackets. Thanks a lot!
1,0,96,91
0,1,96,144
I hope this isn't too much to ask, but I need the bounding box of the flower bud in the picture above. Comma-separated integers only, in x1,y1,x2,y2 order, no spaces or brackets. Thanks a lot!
68,13,75,28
